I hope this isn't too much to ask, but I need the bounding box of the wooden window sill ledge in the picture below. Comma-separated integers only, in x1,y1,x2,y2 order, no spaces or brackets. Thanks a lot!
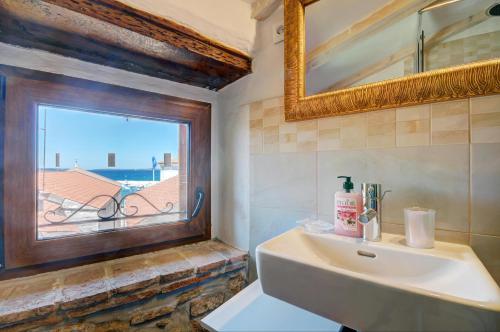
0,240,248,328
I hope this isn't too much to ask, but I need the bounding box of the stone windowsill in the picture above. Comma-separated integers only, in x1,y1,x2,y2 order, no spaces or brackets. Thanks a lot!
0,240,248,328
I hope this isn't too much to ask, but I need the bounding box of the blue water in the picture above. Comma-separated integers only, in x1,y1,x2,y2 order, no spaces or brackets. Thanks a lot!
42,168,161,181
41,169,161,197
91,169,161,181
92,169,162,197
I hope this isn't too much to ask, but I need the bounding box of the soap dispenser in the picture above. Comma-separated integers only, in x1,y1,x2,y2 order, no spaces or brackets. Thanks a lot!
334,176,363,237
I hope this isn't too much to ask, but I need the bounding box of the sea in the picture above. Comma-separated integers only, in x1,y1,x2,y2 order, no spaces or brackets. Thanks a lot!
91,169,161,182
42,169,162,197
90,169,162,196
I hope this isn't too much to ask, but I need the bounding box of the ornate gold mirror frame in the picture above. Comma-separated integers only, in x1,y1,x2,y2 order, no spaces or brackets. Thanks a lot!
284,0,500,121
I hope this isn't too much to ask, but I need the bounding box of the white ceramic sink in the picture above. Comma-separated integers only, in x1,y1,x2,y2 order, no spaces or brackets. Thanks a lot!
256,228,500,331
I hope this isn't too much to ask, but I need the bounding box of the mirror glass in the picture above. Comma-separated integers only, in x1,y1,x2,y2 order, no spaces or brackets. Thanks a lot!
305,0,500,96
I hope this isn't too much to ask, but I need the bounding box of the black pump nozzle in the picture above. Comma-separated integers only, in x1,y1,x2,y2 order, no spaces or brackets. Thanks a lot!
337,176,354,193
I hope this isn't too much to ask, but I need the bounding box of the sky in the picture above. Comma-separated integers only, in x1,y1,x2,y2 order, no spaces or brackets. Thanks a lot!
37,105,183,170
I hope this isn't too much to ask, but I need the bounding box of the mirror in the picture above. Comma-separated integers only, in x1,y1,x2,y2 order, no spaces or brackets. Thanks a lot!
305,0,500,96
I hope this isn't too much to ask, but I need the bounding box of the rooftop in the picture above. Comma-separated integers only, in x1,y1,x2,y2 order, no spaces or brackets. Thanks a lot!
38,168,122,209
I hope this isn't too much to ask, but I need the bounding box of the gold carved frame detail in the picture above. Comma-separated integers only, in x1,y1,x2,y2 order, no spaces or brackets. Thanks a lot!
284,0,500,121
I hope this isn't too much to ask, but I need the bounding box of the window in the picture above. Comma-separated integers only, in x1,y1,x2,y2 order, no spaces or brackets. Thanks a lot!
37,105,189,240
0,66,211,273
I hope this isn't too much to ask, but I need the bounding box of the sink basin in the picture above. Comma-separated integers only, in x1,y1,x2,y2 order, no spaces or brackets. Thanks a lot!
256,228,500,331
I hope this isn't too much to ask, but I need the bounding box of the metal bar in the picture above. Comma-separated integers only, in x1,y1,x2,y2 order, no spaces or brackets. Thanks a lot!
43,188,205,225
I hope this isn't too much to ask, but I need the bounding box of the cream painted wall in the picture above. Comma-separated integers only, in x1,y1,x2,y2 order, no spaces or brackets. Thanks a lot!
116,0,257,54
352,59,407,88
215,5,285,251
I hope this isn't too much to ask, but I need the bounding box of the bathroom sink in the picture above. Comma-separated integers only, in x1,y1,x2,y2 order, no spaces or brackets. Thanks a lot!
256,228,500,331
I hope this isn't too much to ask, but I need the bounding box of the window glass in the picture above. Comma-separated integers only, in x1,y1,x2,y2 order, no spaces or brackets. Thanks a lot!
37,105,189,240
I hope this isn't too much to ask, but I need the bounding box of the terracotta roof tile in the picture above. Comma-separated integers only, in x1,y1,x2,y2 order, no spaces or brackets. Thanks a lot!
124,176,180,226
38,169,121,209
37,170,180,235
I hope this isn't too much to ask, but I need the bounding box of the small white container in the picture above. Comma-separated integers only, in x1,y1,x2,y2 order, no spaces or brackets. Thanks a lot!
404,207,436,249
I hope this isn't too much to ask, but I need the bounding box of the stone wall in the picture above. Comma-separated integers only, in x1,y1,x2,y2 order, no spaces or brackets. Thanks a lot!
0,240,248,331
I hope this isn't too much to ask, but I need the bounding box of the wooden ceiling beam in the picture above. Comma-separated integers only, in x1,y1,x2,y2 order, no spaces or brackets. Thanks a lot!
0,0,252,90
426,9,490,50
251,0,282,21
324,46,415,92
301,0,320,6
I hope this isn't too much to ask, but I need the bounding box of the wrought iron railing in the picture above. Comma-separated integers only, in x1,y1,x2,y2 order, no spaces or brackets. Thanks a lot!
43,188,205,224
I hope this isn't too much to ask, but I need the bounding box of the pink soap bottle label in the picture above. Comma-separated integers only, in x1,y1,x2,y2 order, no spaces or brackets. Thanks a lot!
335,195,363,237
336,198,357,231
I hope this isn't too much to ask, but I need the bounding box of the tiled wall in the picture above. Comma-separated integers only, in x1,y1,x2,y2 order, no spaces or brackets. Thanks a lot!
248,94,500,284
426,31,500,71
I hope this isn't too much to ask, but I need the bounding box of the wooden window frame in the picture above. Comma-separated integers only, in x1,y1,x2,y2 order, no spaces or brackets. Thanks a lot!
0,65,211,275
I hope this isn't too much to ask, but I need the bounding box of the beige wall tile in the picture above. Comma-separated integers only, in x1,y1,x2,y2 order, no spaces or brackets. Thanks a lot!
367,122,395,137
296,120,318,152
365,145,469,232
318,117,342,129
250,118,263,130
397,120,429,134
472,112,500,128
263,127,278,142
261,104,281,153
249,101,263,120
263,144,279,154
250,130,263,154
470,234,500,285
431,130,469,145
279,122,297,153
367,109,396,124
248,102,263,155
341,113,366,149
367,134,395,148
367,109,395,148
262,125,279,154
470,94,500,115
262,96,283,109
396,104,430,122
249,95,500,276
383,223,404,235
431,100,469,145
434,229,469,245
382,224,468,245
318,129,341,150
318,117,341,151
471,126,500,144
471,143,500,236
471,94,500,143
396,105,430,147
262,107,280,128
251,153,317,211
396,120,430,146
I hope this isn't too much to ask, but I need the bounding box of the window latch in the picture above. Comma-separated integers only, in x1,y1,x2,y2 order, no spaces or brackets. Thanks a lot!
190,187,205,220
